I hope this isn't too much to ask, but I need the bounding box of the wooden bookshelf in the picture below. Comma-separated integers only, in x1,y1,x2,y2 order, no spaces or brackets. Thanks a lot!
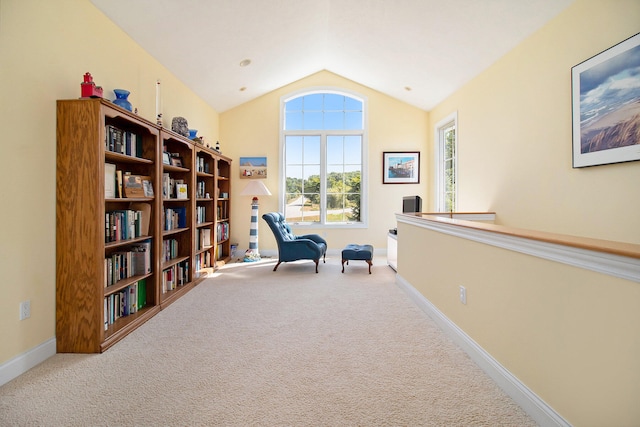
160,129,194,307
56,99,160,353
215,156,232,266
194,146,217,279
56,99,232,352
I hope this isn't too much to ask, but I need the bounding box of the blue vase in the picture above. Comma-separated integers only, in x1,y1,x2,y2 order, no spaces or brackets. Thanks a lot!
188,129,198,139
113,89,132,111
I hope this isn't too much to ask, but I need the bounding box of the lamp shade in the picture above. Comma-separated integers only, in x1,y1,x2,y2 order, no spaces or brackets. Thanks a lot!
240,180,272,197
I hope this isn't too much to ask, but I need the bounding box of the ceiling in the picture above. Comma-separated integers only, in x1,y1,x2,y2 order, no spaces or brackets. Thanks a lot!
90,0,573,113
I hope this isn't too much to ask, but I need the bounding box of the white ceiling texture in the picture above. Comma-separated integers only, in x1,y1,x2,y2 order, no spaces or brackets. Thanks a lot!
91,0,574,112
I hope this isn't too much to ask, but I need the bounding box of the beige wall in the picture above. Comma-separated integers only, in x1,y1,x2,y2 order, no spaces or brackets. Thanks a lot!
220,71,429,253
398,221,640,426
429,0,640,245
405,1,640,425
0,0,219,365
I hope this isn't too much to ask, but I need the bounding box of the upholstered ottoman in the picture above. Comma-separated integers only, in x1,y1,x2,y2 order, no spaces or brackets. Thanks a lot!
341,244,373,274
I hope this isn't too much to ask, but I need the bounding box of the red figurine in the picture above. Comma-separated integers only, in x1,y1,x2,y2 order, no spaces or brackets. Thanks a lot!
81,72,103,98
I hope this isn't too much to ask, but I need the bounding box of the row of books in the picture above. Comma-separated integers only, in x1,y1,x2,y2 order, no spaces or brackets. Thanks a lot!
162,261,189,293
217,202,228,220
162,173,188,199
105,209,147,243
105,124,144,158
216,243,226,261
162,238,178,262
105,164,154,199
196,206,208,224
195,251,211,270
163,207,187,231
196,180,209,198
104,240,152,287
217,221,229,242
196,156,211,173
196,228,212,250
104,279,147,330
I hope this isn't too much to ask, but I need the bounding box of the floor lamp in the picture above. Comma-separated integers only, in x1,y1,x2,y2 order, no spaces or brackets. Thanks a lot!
239,180,272,262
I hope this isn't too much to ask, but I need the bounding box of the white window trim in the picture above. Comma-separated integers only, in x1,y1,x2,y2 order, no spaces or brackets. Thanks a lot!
279,87,369,228
434,111,458,212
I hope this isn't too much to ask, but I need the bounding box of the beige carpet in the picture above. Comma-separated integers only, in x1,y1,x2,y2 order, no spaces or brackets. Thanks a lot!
0,256,536,426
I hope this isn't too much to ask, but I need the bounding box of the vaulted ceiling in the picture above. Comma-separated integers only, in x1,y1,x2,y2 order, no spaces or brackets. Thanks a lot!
90,0,574,113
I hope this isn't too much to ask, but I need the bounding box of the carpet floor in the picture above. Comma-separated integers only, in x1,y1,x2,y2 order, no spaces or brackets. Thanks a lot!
0,256,536,426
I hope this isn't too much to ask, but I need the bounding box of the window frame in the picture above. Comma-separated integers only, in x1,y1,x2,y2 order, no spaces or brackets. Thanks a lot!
434,111,458,212
279,88,368,228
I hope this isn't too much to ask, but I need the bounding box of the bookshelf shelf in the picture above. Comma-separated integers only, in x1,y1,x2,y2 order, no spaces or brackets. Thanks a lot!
105,272,154,296
56,98,232,353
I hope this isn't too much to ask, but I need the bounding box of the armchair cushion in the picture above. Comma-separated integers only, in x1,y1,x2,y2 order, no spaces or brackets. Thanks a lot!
262,212,327,273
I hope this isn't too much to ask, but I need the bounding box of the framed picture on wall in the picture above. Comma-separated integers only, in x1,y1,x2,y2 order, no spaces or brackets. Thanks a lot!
571,32,640,168
383,151,420,184
239,156,267,179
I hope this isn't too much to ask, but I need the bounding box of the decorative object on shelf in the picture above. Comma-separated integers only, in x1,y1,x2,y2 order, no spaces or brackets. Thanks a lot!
571,32,640,168
171,117,189,137
240,156,267,179
215,141,220,151
112,89,132,111
382,151,420,184
80,72,103,98
239,180,271,262
188,129,198,139
155,79,163,127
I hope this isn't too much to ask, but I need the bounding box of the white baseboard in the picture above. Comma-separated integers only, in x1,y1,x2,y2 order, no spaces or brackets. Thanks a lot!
0,338,56,387
395,274,571,427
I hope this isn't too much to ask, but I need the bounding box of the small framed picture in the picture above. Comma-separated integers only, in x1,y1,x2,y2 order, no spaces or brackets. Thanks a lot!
239,156,267,179
162,152,171,165
170,157,183,168
383,151,420,184
142,177,154,197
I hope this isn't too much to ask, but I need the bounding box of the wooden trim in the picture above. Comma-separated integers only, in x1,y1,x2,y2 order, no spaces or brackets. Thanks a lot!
398,212,640,259
396,213,640,283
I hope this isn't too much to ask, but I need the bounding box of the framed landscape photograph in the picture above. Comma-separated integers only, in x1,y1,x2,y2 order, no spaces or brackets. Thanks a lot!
572,32,640,168
239,156,267,179
383,151,420,184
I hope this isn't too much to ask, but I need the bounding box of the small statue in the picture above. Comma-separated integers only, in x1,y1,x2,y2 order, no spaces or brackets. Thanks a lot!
171,117,189,137
80,72,103,98
215,141,220,152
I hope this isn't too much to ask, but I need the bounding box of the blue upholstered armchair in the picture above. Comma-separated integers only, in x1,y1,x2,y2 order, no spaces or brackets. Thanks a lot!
262,212,327,273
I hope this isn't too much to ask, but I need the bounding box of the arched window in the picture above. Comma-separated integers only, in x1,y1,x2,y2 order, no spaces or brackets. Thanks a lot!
280,90,367,226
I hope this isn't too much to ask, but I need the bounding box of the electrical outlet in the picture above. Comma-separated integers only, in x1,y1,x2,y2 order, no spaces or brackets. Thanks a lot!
20,300,31,320
459,286,467,305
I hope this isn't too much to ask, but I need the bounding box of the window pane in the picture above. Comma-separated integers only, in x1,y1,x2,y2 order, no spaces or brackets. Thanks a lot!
344,97,362,111
344,136,361,164
324,94,344,110
286,97,303,111
302,165,320,192
324,111,343,129
301,193,320,222
285,136,303,164
285,111,303,130
327,136,344,164
303,94,323,110
326,167,344,194
303,136,320,164
345,111,363,130
304,112,323,130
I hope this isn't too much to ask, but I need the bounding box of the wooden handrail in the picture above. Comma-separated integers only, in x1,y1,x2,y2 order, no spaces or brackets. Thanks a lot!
397,212,640,260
